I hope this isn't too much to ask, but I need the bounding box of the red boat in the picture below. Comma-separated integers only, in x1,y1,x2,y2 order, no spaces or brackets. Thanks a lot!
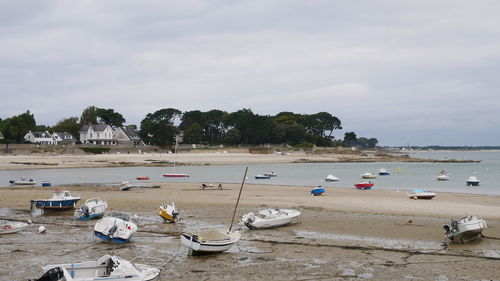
163,173,190,178
136,177,150,180
355,182,374,190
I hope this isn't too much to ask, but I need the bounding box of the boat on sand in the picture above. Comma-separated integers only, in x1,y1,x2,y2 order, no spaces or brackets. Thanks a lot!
407,189,436,200
355,182,374,190
240,207,301,229
74,197,108,220
444,216,487,243
157,202,179,223
94,211,138,243
310,186,325,196
30,189,80,211
0,221,29,235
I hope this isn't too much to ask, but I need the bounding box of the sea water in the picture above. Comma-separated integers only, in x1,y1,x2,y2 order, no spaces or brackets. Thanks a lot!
1,150,499,195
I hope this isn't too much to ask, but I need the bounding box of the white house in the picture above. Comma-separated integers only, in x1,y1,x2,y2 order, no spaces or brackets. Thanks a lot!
24,131,55,145
113,126,143,145
79,124,116,145
52,132,77,144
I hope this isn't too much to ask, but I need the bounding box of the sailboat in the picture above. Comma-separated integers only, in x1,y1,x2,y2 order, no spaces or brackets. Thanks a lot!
163,135,190,178
180,167,247,255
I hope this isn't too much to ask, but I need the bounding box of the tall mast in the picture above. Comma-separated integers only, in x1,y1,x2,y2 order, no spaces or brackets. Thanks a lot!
229,167,248,232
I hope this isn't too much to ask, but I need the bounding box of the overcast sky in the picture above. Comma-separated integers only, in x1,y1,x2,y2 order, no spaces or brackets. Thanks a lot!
1,1,499,146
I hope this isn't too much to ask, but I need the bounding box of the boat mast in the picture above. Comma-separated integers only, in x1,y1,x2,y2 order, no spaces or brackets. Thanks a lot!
229,166,248,232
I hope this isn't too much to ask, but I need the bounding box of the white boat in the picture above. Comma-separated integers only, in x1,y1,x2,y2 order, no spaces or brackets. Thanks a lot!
361,172,377,179
407,189,436,200
75,198,108,220
180,229,241,256
94,211,138,243
444,216,487,243
324,174,339,182
9,178,36,186
0,221,29,235
264,171,278,177
31,189,81,211
32,254,160,281
157,202,179,223
240,208,301,229
378,168,390,176
466,176,480,186
436,170,450,181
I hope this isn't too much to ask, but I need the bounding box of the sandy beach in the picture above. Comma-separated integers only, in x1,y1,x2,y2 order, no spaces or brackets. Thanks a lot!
1,182,500,280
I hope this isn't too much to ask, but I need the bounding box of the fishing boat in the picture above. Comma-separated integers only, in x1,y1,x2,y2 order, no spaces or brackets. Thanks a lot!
9,178,36,186
180,167,248,255
355,182,374,190
361,172,377,179
264,171,278,177
0,221,29,235
255,175,271,179
378,169,390,176
310,186,325,196
32,254,160,281
444,216,487,243
94,211,138,243
157,202,179,223
136,177,150,180
163,135,190,178
324,174,339,182
30,189,80,211
74,197,108,220
436,170,450,181
407,189,436,200
240,208,301,229
466,176,480,186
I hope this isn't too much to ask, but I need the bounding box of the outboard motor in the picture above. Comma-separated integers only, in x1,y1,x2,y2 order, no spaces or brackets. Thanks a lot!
443,224,450,234
81,205,89,217
108,225,118,238
34,267,64,281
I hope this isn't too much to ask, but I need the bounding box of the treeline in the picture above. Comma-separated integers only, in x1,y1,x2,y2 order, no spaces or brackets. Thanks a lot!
403,146,500,150
0,107,378,148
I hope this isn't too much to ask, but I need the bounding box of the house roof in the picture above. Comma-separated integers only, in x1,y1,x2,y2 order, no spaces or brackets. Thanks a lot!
120,126,140,140
54,132,76,140
80,124,110,132
31,131,52,138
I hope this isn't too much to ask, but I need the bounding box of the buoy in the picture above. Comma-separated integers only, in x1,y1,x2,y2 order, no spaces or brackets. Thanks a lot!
38,225,46,233
408,219,413,224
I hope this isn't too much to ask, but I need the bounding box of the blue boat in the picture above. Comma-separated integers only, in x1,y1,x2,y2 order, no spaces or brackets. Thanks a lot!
30,189,80,211
378,169,390,176
41,181,52,187
255,175,271,179
310,186,325,196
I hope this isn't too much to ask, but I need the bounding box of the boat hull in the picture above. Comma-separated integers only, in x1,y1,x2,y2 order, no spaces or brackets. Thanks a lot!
242,209,301,229
31,199,80,210
0,222,29,235
255,176,271,179
163,174,190,177
310,187,325,196
180,230,240,255
77,213,104,220
466,181,480,186
94,231,130,243
355,183,374,190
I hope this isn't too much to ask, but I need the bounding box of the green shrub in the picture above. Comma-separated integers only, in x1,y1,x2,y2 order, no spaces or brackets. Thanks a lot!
81,147,110,154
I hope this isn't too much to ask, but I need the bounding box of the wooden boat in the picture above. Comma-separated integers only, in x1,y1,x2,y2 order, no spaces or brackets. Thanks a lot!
30,189,80,211
361,172,377,179
180,167,247,256
325,174,339,182
355,182,374,190
94,211,138,243
136,177,150,180
378,169,390,176
157,202,179,223
444,216,487,243
310,186,325,196
240,208,301,229
32,254,160,281
466,176,480,186
436,170,450,181
255,175,271,179
0,221,29,235
264,171,278,177
9,178,36,186
407,189,436,200
74,197,108,220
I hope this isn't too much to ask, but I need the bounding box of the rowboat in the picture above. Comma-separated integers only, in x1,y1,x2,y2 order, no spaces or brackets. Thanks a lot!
355,182,374,190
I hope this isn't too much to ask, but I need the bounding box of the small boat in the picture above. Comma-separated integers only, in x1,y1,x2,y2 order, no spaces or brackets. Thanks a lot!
378,169,390,176
264,171,278,177
0,221,29,235
120,182,133,191
310,186,325,196
163,173,190,177
9,178,36,186
466,176,480,186
41,181,52,187
30,189,80,211
255,175,271,179
136,177,150,180
436,170,450,181
94,211,138,243
180,229,241,256
324,174,339,182
407,189,436,200
157,202,179,223
32,254,160,281
444,216,487,243
355,182,374,190
74,197,108,220
361,172,377,179
240,208,301,229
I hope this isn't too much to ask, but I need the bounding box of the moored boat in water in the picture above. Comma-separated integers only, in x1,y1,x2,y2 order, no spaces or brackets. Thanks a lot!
436,170,450,181
361,172,377,179
444,216,487,243
378,169,390,176
9,178,36,186
466,176,480,186
255,175,271,179
325,174,339,182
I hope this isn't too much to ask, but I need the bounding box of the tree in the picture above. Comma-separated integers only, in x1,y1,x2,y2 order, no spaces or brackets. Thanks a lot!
343,132,357,147
205,109,229,144
183,122,204,144
139,108,181,146
80,106,98,125
95,108,126,127
0,110,36,143
52,117,80,140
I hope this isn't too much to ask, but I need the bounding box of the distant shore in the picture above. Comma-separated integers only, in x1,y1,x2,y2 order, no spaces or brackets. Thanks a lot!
0,151,479,171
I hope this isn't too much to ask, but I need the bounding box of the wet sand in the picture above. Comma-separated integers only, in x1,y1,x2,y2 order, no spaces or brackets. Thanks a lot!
1,183,500,280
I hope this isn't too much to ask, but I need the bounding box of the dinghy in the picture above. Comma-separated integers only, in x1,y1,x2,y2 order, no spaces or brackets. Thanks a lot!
0,221,29,235
94,211,137,243
74,197,108,220
30,189,80,211
444,216,487,243
32,254,160,281
240,207,301,229
157,202,179,223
